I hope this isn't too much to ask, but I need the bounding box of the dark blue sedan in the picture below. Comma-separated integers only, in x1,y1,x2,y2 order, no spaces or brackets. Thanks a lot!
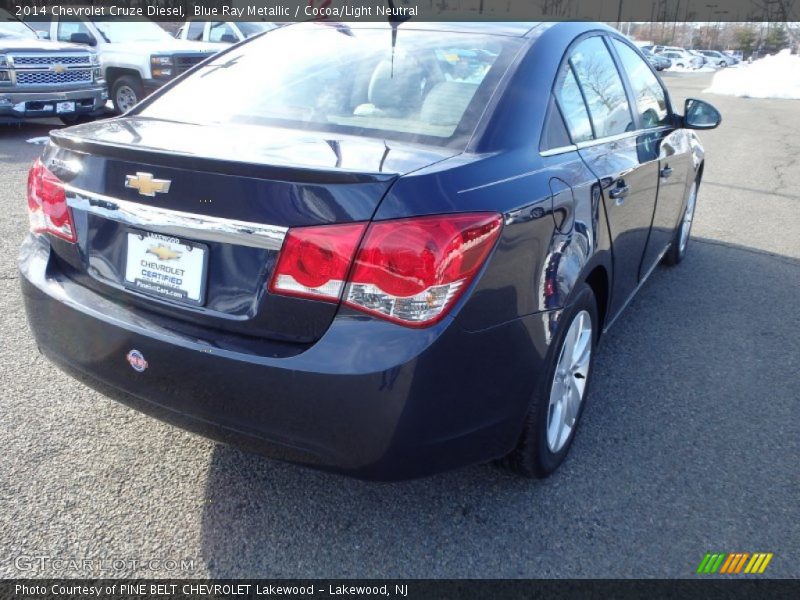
20,22,721,479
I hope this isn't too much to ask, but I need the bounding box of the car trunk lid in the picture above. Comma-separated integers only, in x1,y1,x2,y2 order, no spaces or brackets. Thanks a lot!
45,117,457,344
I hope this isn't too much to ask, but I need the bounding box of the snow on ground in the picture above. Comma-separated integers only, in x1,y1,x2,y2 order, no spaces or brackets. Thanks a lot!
666,64,718,73
704,50,800,99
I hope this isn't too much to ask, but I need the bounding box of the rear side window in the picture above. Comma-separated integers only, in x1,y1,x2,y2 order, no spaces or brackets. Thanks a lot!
540,97,571,150
612,40,669,128
553,65,593,143
570,37,634,138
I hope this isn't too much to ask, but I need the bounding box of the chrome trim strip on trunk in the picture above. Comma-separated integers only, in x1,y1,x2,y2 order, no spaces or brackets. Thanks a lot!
65,187,288,252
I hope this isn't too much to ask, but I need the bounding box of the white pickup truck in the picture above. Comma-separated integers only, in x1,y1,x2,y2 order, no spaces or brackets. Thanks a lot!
27,18,217,112
175,21,276,44
1,11,106,124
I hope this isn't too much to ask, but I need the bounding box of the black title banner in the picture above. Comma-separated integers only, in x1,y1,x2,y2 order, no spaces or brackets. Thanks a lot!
3,0,800,22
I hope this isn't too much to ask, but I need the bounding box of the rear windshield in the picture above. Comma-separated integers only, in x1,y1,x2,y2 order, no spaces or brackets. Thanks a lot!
139,23,523,148
0,10,35,39
95,20,174,43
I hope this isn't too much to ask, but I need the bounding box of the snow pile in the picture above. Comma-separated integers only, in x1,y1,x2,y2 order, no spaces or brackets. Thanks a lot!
704,50,800,99
667,63,717,73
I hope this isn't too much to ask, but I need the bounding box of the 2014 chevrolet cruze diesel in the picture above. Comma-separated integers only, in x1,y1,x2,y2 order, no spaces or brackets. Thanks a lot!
19,22,721,480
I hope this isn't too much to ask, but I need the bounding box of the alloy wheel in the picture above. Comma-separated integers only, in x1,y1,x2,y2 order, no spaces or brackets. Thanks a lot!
546,310,593,453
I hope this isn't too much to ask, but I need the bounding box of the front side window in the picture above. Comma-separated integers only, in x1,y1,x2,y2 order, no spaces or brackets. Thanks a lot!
140,24,522,147
237,22,277,38
186,21,205,42
209,22,236,43
94,20,173,43
570,36,633,138
612,40,669,128
56,21,94,43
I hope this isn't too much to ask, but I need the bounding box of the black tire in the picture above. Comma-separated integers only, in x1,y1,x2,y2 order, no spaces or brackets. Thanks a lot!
111,75,144,114
501,283,599,478
663,180,699,266
58,114,94,126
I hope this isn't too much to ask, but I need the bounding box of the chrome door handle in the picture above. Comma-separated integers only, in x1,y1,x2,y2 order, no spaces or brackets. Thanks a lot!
660,166,674,178
609,184,630,200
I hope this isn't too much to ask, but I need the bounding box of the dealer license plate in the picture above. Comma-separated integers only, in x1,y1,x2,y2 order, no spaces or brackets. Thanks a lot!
56,101,75,114
124,231,208,306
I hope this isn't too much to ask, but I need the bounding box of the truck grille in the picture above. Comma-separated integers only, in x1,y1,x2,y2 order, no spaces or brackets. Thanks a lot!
174,54,207,75
8,53,94,87
15,70,93,85
12,55,92,67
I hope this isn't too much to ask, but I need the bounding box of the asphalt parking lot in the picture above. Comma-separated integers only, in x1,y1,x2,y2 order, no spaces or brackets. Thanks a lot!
0,72,798,579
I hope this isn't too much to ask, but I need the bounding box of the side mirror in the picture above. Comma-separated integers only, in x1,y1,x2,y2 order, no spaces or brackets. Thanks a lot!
684,98,722,130
36,31,50,40
69,32,97,47
220,34,238,44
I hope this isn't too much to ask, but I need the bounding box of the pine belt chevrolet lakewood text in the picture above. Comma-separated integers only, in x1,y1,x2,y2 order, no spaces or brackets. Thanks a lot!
19,22,721,480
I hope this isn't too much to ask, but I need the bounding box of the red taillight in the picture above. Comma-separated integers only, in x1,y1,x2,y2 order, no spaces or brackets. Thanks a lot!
345,213,503,326
27,158,76,243
269,213,503,327
268,222,367,302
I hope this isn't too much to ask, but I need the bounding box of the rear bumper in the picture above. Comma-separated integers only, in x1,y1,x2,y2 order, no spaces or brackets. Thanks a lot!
0,86,108,122
19,235,553,480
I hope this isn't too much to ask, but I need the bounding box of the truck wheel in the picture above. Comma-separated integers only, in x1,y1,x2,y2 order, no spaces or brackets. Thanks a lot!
112,76,144,113
59,115,93,126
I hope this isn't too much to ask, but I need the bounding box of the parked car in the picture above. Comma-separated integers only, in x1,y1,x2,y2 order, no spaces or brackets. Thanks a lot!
688,49,709,66
19,22,721,480
698,50,736,67
721,51,741,64
0,10,106,124
25,17,217,112
642,48,671,71
652,44,684,54
176,20,277,44
659,49,704,69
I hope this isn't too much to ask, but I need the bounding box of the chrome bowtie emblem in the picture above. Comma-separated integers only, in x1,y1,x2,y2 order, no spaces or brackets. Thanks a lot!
52,63,66,74
125,172,171,197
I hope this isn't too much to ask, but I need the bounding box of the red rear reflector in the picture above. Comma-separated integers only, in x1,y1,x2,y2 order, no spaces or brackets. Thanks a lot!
344,213,503,326
268,222,367,302
27,158,76,243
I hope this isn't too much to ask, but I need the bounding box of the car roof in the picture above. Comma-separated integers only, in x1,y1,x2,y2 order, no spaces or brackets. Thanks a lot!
340,21,542,38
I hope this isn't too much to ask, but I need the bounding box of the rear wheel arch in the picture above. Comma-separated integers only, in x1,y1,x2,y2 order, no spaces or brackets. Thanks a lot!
584,264,609,336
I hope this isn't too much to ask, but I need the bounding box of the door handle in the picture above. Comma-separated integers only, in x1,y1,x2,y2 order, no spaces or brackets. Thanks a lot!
660,166,674,179
609,184,630,201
